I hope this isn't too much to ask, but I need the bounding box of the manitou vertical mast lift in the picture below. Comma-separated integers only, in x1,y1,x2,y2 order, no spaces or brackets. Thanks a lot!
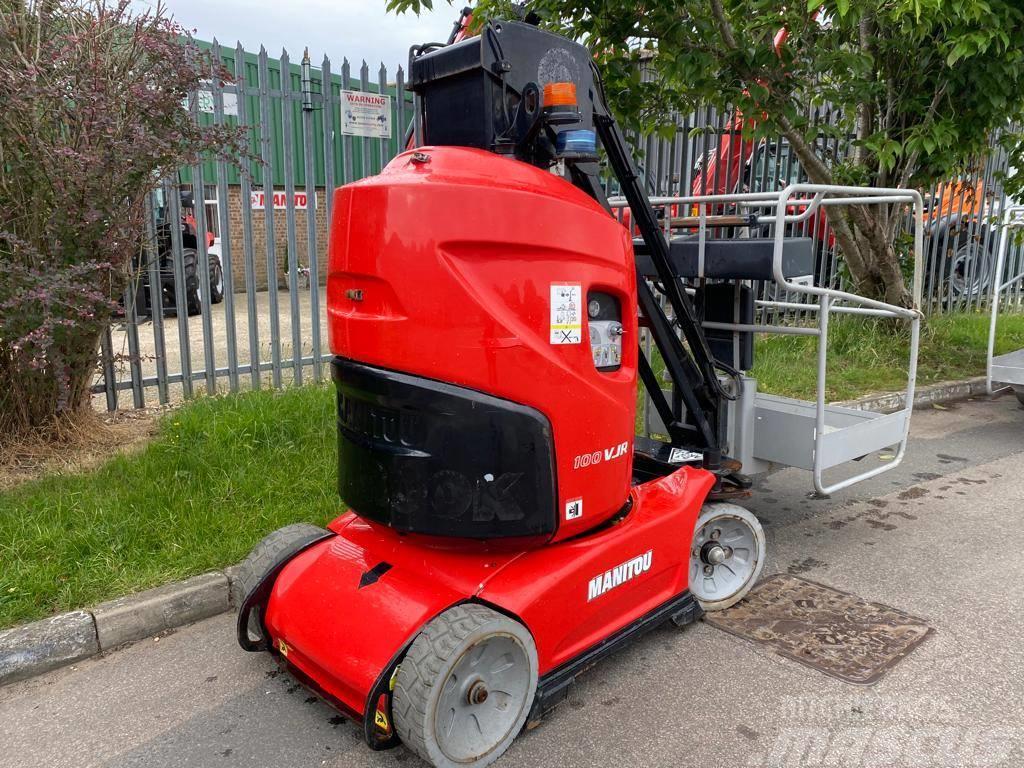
236,17,923,768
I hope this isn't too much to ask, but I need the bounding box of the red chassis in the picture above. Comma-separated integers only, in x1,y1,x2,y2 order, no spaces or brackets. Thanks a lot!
261,463,714,745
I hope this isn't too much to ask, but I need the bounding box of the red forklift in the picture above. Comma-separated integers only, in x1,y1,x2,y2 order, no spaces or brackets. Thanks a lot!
235,15,922,768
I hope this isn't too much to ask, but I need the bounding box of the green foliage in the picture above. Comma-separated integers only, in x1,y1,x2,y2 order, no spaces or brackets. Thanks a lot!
0,1,243,438
389,0,1024,198
0,385,339,628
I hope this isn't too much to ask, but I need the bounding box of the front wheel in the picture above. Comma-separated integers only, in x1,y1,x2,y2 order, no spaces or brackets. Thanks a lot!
393,604,538,768
689,503,766,612
208,254,224,304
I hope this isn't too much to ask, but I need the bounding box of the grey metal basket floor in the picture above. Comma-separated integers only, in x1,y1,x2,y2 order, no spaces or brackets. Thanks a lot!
991,348,1024,387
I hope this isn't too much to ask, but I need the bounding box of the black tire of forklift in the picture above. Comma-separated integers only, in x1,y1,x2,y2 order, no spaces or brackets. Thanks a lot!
235,523,331,648
209,254,224,304
182,248,203,316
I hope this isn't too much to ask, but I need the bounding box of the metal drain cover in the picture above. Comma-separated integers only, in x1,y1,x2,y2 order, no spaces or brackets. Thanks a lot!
704,574,933,685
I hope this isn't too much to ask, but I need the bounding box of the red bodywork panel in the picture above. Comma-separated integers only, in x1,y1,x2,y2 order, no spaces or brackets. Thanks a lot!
327,147,638,542
263,466,714,719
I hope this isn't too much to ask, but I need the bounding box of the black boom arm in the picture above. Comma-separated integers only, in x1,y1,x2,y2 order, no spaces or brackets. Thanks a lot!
587,66,726,456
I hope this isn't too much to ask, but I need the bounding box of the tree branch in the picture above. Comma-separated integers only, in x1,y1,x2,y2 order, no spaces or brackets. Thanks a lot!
709,0,738,51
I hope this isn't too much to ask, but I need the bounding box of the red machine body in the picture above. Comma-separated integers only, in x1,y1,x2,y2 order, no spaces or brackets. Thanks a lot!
263,465,713,721
259,144,718,732
242,18,756,763
327,146,638,542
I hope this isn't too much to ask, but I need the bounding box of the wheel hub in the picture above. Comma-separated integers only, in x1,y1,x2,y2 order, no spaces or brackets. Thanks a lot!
701,541,728,566
467,680,489,705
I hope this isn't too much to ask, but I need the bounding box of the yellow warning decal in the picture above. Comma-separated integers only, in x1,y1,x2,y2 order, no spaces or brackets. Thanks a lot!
374,710,389,731
278,639,290,658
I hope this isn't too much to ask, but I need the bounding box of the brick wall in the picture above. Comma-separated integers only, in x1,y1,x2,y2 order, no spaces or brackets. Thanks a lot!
219,185,330,291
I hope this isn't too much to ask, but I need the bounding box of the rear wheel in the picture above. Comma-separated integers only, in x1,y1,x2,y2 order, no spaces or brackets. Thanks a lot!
947,227,994,301
689,503,765,611
208,254,224,304
181,248,202,316
235,523,329,646
393,604,538,768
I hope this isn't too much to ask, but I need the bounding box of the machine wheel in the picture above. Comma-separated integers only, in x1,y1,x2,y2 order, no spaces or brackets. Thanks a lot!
946,227,994,301
689,503,765,612
208,254,224,304
1014,386,1024,407
235,523,328,644
181,248,202,316
393,604,538,768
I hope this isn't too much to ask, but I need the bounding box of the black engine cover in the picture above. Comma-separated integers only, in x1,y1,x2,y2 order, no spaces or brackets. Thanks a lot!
331,357,557,539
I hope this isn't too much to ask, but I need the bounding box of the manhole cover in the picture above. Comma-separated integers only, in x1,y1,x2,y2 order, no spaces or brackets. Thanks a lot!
704,574,934,685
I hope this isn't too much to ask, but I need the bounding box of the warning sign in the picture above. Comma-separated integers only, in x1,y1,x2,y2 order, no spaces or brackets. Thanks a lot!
341,89,392,139
565,497,583,520
550,283,582,344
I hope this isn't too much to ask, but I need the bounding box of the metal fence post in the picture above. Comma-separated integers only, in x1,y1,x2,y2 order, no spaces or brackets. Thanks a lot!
258,46,283,388
143,191,169,405
280,47,304,385
303,52,323,382
212,40,240,392
189,86,217,395
236,41,262,391
341,58,354,184
359,60,370,178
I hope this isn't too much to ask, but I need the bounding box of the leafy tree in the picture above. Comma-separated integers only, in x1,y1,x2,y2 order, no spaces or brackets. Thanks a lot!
389,0,1024,308
0,1,240,440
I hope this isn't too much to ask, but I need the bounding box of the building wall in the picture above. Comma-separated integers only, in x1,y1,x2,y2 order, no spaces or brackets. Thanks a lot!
220,185,330,291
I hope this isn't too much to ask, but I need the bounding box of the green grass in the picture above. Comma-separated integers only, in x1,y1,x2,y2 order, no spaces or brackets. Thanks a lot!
0,386,340,629
751,312,1024,401
2,312,1023,630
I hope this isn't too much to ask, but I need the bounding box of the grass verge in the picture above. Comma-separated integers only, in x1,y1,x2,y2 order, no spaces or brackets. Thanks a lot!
751,312,1024,401
2,312,1022,630
0,385,339,629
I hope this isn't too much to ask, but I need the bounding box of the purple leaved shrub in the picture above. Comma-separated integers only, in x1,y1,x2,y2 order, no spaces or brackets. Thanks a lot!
0,1,243,439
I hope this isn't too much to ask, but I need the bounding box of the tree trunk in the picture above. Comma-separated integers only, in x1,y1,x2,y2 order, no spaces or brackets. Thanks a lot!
777,118,915,308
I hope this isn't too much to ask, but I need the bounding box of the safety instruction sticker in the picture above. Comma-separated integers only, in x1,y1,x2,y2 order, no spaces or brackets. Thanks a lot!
565,497,583,520
550,283,582,344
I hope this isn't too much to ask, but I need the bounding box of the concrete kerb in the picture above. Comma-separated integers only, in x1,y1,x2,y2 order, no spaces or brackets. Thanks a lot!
838,375,991,413
0,568,241,688
0,376,1006,689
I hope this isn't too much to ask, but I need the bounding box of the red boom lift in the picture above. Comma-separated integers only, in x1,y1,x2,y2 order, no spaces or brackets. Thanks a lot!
235,15,921,768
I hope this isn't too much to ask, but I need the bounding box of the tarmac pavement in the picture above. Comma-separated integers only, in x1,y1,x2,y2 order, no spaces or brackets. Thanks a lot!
3,395,1024,768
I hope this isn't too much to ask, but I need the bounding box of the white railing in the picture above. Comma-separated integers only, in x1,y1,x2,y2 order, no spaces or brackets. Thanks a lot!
986,204,1024,395
611,184,924,496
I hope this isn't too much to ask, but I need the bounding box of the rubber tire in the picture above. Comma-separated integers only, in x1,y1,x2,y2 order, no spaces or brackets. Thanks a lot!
181,248,203,316
209,254,224,304
235,523,328,644
946,228,994,301
691,503,766,613
1014,387,1024,407
393,604,538,768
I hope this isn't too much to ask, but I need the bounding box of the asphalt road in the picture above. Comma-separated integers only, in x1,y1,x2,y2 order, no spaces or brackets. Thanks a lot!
4,396,1024,768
